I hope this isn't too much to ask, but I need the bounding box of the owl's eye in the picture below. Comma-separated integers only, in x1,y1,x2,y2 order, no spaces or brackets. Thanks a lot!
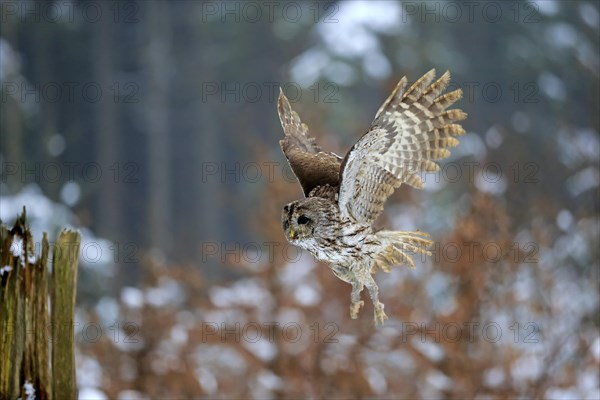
297,215,310,225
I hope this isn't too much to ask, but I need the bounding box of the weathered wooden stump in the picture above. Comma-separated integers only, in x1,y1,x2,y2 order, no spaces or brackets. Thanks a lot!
1,207,81,400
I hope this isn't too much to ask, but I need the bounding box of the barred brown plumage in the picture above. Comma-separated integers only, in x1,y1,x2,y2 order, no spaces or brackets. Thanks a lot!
278,70,466,325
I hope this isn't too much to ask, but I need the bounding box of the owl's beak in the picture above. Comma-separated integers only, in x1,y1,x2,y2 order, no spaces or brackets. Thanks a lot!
287,228,298,240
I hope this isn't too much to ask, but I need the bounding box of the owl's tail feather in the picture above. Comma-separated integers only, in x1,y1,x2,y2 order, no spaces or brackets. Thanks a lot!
373,230,432,272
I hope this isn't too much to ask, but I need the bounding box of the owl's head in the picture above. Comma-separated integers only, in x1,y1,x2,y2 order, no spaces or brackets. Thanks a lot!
282,198,330,244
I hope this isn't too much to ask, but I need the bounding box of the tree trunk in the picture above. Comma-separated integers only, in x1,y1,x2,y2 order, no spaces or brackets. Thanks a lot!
144,1,172,257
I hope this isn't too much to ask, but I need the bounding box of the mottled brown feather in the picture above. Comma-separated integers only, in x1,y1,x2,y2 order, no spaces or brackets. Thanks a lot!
278,88,341,197
338,69,466,224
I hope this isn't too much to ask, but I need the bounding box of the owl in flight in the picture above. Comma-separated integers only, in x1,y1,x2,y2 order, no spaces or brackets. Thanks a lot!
279,70,466,325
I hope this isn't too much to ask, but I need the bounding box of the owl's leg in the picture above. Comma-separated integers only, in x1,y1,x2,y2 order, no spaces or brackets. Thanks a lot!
364,275,388,325
349,282,364,319
331,266,365,319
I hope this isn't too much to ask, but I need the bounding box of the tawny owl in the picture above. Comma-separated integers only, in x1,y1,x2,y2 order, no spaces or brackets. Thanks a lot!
279,70,466,325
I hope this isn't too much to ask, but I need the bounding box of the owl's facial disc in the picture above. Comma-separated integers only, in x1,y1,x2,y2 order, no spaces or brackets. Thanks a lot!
282,202,313,242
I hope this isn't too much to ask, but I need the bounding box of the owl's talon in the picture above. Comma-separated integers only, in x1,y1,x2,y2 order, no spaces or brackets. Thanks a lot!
374,302,388,325
350,300,364,319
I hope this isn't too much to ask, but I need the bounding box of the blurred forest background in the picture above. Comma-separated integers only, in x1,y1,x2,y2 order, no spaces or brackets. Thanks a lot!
1,0,599,398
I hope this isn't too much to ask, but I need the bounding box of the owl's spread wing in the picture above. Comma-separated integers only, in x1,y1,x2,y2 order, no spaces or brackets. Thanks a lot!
338,69,467,224
278,88,342,197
